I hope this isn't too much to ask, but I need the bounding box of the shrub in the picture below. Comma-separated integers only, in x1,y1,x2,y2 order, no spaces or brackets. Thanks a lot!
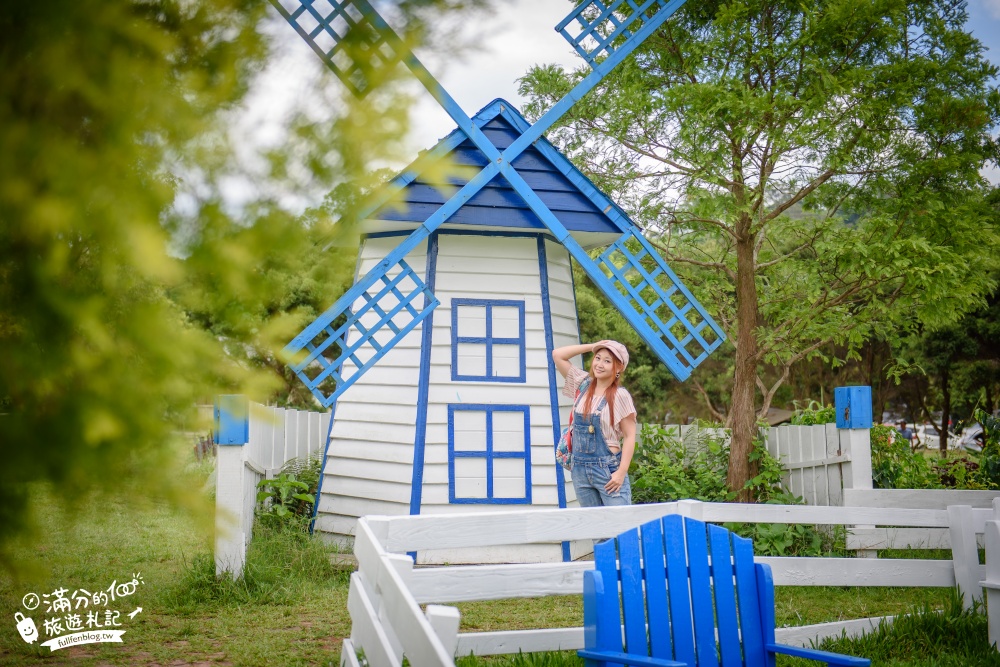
255,452,324,529
790,400,836,425
870,424,940,489
631,423,837,557
973,408,1000,489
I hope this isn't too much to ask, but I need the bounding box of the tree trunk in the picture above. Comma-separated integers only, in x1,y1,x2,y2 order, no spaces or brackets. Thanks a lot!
939,366,950,457
726,225,761,501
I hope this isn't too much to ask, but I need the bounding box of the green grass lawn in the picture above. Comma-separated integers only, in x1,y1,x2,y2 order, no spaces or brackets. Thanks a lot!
0,470,992,666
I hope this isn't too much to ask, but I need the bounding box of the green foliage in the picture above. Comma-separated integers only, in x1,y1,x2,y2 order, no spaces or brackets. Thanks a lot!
790,401,836,426
974,408,1000,488
631,423,834,556
256,473,314,527
255,453,323,528
632,423,791,503
0,0,485,569
871,424,940,489
631,424,736,503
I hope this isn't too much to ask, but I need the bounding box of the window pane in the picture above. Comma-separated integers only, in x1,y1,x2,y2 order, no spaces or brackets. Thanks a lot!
492,411,526,452
454,456,488,499
492,344,522,378
456,305,486,338
453,410,487,452
493,458,526,498
492,306,522,339
456,343,487,377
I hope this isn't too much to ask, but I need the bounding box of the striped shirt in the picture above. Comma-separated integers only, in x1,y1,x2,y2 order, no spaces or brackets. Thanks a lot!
562,365,637,452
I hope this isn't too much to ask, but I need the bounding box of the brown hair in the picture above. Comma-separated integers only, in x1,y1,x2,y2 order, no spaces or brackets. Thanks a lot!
582,350,624,425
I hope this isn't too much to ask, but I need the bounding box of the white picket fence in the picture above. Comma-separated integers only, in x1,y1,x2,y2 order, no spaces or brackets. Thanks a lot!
343,499,1000,667
215,402,331,577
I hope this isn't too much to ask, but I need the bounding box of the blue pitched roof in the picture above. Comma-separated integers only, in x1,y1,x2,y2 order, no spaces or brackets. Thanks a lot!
369,99,636,244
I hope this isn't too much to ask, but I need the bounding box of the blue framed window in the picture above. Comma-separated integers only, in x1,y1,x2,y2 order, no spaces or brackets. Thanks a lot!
448,404,531,504
451,299,526,382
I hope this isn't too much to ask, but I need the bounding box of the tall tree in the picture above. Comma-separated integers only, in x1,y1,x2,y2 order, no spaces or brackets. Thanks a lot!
520,0,1000,497
0,0,482,567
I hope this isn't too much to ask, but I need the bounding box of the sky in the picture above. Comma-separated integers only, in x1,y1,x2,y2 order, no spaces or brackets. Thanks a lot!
238,0,1000,207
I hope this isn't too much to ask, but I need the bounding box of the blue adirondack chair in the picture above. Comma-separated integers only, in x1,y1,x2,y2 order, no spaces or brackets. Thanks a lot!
579,515,871,667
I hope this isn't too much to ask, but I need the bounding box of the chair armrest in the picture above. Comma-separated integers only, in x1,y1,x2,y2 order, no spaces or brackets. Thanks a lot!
766,642,871,666
577,649,688,667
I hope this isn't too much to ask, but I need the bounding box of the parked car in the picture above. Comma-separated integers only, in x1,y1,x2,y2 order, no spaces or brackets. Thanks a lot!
958,422,985,453
914,423,960,449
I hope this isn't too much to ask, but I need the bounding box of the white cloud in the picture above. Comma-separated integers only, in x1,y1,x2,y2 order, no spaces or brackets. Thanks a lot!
979,0,1000,19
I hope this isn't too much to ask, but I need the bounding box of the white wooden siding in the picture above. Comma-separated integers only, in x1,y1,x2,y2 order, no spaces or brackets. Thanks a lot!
545,240,581,508
315,236,426,532
420,236,557,538
315,234,585,556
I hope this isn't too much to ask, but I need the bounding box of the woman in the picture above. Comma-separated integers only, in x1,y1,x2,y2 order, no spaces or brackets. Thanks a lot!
552,340,637,506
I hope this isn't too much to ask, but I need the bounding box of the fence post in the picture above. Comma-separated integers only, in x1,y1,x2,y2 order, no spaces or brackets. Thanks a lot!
836,386,875,558
215,395,249,578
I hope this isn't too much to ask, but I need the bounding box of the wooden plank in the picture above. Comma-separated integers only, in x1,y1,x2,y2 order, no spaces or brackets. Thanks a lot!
708,525,741,667
425,605,461,657
696,503,950,528
378,502,955,553
781,455,850,471
375,550,458,666
331,459,414,485
453,616,893,658
640,520,672,660
617,528,647,655
949,504,982,608
347,573,401,667
732,535,765,667
826,423,843,507
665,515,696,666
773,615,893,647
844,488,1000,509
317,495,409,522
789,425,805,503
332,477,413,504
685,519,719,667
762,556,960,587
455,627,584,655
340,638,362,667
844,527,981,550
327,440,416,465
383,503,686,552
215,446,246,578
407,563,593,603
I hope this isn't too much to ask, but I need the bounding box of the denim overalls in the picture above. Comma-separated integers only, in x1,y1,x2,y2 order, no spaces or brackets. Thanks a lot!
570,380,631,506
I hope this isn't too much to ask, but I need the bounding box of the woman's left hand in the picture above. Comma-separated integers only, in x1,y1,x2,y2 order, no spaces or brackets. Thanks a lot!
605,469,626,494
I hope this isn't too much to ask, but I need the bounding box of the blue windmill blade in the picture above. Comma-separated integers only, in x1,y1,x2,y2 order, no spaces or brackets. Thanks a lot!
557,0,679,68
269,0,403,97
284,257,438,408
489,159,724,381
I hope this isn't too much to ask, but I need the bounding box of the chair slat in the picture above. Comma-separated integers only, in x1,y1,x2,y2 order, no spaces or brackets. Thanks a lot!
755,563,778,647
663,515,695,665
684,518,719,667
619,528,649,655
708,524,742,667
641,519,673,659
595,538,624,654
733,534,765,667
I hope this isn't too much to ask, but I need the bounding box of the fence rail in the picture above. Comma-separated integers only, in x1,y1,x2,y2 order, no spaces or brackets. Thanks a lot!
345,499,1000,666
215,399,331,577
